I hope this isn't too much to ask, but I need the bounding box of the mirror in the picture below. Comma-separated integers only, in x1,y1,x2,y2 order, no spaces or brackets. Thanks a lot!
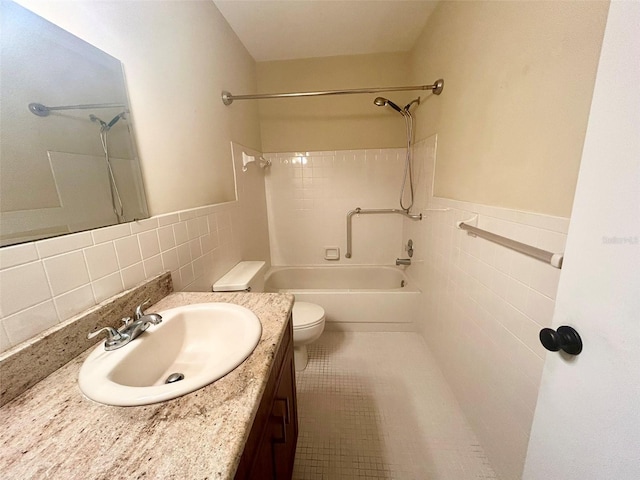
0,1,149,247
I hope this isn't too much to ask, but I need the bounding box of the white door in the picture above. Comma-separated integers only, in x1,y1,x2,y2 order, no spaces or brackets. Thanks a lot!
523,2,640,479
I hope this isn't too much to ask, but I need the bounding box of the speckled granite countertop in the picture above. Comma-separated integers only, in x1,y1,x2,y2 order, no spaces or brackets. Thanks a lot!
0,292,294,480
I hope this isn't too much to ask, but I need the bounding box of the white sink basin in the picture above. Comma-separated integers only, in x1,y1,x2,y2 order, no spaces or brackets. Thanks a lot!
79,302,262,406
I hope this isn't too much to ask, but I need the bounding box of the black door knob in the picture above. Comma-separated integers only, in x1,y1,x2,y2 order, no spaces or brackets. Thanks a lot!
539,326,582,355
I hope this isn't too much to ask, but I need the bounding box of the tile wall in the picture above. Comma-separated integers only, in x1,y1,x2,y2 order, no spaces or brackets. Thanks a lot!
404,135,569,479
264,148,407,266
1,132,568,479
0,143,270,354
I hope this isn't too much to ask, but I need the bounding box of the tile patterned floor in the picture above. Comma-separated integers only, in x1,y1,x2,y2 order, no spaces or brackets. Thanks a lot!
293,332,497,480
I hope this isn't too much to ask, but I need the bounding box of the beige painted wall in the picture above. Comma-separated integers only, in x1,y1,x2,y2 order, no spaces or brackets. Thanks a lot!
15,0,262,216
257,52,412,152
409,0,609,217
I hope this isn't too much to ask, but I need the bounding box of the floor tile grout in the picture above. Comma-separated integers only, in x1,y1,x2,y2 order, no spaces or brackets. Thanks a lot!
292,332,498,480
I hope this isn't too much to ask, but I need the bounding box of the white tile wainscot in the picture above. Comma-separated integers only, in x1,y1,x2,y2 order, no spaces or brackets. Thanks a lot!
0,141,271,353
402,134,569,480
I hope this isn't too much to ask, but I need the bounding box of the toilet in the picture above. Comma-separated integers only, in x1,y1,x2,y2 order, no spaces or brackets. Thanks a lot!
213,261,325,371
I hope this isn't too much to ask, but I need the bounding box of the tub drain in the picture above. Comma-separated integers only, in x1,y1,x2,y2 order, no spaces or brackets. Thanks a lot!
165,373,185,384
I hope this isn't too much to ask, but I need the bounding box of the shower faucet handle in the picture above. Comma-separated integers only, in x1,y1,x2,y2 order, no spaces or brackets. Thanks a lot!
406,239,414,258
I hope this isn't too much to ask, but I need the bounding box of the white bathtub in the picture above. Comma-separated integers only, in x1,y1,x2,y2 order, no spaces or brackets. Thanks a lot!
265,266,419,331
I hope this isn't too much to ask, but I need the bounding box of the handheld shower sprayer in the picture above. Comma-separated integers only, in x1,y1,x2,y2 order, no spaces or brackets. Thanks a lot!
89,111,127,223
373,96,422,213
373,97,420,116
89,114,107,129
374,97,404,114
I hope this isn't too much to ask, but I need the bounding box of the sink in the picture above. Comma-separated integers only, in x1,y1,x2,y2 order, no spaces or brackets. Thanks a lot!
78,302,262,406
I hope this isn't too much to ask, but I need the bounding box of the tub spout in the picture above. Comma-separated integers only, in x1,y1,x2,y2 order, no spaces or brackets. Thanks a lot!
396,258,411,266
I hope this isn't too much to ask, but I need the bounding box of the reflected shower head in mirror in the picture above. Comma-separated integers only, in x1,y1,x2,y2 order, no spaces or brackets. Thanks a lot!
107,111,126,128
90,111,126,130
89,114,107,129
373,97,404,114
28,103,50,116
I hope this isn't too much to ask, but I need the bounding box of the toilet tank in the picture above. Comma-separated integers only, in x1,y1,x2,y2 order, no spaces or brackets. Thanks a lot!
212,261,266,292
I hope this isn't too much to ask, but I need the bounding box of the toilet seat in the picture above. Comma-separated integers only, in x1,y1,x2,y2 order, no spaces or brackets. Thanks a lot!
292,302,325,329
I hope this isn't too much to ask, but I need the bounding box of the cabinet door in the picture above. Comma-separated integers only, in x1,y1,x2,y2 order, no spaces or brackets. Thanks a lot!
272,352,298,480
252,420,277,480
235,317,297,480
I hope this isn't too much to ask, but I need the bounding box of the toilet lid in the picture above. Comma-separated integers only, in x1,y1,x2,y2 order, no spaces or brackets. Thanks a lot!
292,302,325,328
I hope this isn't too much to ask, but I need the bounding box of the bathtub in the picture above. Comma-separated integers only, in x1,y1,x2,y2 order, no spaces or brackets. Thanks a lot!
265,266,420,331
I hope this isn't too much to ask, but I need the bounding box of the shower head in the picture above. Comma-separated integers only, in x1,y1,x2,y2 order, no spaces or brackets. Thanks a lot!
28,103,51,117
374,97,404,114
89,114,107,128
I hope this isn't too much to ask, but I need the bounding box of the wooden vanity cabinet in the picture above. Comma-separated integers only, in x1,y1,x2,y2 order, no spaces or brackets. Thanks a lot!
235,316,298,480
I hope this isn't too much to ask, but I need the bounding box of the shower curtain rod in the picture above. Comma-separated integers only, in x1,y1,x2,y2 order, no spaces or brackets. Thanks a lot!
221,78,444,105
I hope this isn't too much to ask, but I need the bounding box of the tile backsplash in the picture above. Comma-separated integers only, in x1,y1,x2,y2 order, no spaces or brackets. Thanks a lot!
0,273,172,406
0,143,270,353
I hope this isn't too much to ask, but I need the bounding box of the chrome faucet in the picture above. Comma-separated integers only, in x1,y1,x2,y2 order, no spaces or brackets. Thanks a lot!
396,239,414,266
87,300,162,351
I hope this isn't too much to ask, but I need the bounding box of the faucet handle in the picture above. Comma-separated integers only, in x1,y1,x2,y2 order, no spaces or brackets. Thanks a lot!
406,239,414,258
87,326,124,345
134,299,151,320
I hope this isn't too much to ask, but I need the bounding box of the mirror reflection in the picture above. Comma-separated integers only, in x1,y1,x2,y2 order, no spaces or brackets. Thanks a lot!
0,1,149,247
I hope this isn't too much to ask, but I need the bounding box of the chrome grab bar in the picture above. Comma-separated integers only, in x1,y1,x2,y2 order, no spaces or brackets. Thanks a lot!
457,221,564,269
345,208,422,259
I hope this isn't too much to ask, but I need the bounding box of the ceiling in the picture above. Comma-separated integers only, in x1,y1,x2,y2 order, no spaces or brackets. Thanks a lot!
213,1,439,62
